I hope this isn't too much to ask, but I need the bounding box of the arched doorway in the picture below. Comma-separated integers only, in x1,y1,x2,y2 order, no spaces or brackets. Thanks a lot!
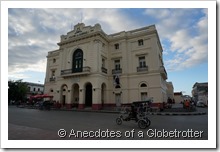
72,49,83,73
101,83,106,108
61,84,68,106
85,83,92,107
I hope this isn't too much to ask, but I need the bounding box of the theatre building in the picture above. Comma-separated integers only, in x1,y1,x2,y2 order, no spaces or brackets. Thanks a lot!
44,23,168,110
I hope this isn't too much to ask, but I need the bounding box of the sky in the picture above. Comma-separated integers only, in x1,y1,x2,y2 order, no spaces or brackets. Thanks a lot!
8,8,208,96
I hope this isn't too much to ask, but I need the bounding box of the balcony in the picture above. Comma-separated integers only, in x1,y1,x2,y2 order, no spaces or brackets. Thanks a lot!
160,66,167,80
49,77,56,82
61,66,91,77
137,66,148,72
112,68,122,75
101,67,107,74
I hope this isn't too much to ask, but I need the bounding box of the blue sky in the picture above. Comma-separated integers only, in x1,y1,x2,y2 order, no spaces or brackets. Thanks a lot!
8,8,208,96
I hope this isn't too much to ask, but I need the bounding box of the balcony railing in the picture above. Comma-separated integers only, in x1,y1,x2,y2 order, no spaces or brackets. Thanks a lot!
49,77,56,82
101,67,107,74
61,66,91,77
112,68,122,75
137,66,148,72
160,66,167,80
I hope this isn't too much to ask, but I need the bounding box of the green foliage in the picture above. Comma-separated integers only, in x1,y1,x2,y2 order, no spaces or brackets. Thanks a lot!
8,79,28,104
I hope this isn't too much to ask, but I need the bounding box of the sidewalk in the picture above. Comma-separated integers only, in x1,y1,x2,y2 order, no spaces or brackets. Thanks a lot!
50,104,207,116
16,103,207,116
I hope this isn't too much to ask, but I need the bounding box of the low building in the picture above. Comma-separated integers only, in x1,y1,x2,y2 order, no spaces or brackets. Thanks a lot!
26,82,44,99
166,82,174,100
44,23,168,110
174,92,183,104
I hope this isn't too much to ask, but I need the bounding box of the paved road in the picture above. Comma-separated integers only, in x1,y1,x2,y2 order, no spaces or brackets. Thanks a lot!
8,106,208,140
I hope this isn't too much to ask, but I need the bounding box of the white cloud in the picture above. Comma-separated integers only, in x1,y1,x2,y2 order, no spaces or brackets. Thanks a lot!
8,8,139,81
170,29,192,53
9,59,46,75
144,8,208,71
82,9,138,34
144,8,171,19
8,73,31,81
8,8,208,81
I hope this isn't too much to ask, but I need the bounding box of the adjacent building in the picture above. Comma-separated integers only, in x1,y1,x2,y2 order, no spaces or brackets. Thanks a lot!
26,82,44,99
182,95,192,102
192,82,208,105
166,82,174,100
44,23,168,110
174,92,183,104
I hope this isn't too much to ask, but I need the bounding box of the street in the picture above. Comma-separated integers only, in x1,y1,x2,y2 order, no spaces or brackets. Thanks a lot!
8,106,208,140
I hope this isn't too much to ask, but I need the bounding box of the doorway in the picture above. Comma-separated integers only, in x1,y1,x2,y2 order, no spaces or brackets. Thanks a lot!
85,83,92,107
141,92,148,101
62,95,66,106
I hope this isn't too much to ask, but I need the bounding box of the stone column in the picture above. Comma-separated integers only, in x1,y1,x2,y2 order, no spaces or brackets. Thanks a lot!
65,90,72,109
92,88,102,110
78,88,85,109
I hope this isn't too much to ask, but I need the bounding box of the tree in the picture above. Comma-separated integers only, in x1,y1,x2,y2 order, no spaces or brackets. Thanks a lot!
8,79,28,104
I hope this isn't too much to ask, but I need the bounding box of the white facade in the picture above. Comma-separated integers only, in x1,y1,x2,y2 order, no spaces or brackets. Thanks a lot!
166,82,174,100
192,82,208,105
26,82,44,98
174,92,183,104
44,23,168,109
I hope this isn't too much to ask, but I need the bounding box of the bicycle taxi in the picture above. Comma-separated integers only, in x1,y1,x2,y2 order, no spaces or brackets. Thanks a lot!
116,98,153,129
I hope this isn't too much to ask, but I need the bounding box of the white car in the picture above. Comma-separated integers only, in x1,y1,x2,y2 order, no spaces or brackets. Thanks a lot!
196,101,206,107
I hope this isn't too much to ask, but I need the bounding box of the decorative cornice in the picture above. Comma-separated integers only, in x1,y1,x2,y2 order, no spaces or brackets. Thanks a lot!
57,31,108,47
57,24,158,47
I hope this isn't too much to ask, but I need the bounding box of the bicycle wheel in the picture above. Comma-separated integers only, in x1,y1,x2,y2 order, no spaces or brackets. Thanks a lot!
145,118,151,127
138,120,147,129
116,118,122,125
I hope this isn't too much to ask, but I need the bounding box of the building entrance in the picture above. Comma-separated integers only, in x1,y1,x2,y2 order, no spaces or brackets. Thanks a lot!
62,95,66,106
85,83,92,107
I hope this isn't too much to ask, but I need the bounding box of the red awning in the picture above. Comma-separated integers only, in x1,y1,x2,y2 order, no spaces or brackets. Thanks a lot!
30,94,53,99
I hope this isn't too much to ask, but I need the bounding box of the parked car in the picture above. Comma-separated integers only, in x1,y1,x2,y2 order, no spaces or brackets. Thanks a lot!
196,101,206,107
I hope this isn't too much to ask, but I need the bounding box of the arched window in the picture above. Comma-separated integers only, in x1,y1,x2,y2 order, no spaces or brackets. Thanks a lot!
72,49,83,72
140,83,147,87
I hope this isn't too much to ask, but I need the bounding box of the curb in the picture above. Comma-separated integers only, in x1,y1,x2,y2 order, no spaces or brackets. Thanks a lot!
54,108,120,114
148,112,207,116
16,106,207,116
54,108,207,116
